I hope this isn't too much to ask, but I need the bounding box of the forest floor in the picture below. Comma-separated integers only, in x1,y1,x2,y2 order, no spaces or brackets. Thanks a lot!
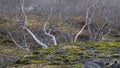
0,42,120,68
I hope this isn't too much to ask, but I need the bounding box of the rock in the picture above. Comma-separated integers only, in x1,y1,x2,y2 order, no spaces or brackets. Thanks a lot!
84,62,101,68
110,61,120,68
0,56,17,67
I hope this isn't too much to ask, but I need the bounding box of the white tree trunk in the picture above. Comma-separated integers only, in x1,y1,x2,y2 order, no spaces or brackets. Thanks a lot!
20,0,48,49
26,28,48,49
43,22,57,46
74,24,87,42
74,0,99,42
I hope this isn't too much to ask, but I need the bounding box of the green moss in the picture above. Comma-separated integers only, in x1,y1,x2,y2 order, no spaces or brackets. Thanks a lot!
16,59,30,65
97,53,120,58
9,42,120,67
45,64,84,68
98,54,111,58
49,61,62,65
30,54,40,60
31,42,120,63
94,43,106,47
42,48,55,54
110,54,120,58
32,47,56,55
56,55,66,61
65,48,85,55
32,50,40,55
55,55,80,64
108,42,120,48
65,55,80,61
71,63,84,68
30,60,42,64
82,55,92,59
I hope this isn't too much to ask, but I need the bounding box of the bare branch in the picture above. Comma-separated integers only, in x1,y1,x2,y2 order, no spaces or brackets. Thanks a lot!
20,0,28,29
7,31,30,51
74,0,99,42
43,22,57,46
20,0,48,49
26,28,48,49
23,34,30,51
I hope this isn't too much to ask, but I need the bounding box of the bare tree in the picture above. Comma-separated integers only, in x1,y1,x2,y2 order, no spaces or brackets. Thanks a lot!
1,0,120,50
20,0,48,49
43,7,58,46
74,0,99,42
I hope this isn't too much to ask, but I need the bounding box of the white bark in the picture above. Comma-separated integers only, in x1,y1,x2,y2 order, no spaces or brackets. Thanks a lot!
20,0,48,49
7,31,30,51
26,28,48,49
20,0,28,28
95,1,112,41
74,0,99,42
42,7,58,46
23,34,30,51
43,22,57,46
74,24,87,42
102,28,111,40
101,4,112,40
87,11,95,41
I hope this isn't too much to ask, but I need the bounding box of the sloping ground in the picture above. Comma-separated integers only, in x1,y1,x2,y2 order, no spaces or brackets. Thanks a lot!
3,42,119,68
0,45,28,68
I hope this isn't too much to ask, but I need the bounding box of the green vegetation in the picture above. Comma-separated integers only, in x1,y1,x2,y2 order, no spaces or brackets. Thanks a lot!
3,42,118,68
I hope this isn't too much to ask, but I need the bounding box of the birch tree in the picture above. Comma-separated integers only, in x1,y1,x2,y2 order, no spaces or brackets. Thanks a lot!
74,0,99,42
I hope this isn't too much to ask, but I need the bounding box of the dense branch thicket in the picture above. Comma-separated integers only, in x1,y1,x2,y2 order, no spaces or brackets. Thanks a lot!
0,0,120,50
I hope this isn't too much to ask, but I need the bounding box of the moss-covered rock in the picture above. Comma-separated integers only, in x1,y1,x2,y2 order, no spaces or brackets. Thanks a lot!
1,42,120,67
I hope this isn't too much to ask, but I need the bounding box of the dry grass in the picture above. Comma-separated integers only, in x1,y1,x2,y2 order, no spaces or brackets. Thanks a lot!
0,45,28,56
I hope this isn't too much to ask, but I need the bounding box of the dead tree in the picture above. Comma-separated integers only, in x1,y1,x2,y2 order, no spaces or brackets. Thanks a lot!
74,0,99,42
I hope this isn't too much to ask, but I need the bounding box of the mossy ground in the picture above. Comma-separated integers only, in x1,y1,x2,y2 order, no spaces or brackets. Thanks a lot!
3,42,119,68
